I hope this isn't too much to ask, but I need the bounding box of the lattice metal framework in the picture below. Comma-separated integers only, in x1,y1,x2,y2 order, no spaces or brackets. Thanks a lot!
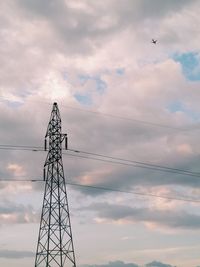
35,102,76,267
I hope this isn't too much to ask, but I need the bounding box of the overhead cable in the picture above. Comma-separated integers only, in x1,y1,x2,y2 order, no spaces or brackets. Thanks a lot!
0,144,200,178
0,178,199,203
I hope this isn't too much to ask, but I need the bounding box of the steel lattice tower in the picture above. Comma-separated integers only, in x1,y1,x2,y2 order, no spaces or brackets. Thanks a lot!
35,102,76,267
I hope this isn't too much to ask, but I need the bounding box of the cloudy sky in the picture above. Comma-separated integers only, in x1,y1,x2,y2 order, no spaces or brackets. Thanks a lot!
1,0,200,266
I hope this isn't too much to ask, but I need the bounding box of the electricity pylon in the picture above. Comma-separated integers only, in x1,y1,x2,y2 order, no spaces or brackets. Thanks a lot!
35,102,76,267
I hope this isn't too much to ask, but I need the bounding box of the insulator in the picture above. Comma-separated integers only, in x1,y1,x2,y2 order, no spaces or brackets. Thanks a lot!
44,139,47,151
43,168,46,181
65,136,68,150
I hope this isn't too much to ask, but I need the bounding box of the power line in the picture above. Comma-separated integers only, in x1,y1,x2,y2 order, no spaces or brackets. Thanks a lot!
0,178,199,203
0,144,200,178
0,144,42,150
66,181,200,203
0,179,41,182
0,96,192,131
67,148,200,176
64,152,200,178
0,147,42,152
61,105,184,131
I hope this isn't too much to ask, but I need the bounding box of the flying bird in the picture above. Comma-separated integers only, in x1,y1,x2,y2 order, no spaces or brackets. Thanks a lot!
152,39,157,44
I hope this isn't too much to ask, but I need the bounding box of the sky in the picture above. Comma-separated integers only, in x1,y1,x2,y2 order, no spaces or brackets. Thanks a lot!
1,0,200,266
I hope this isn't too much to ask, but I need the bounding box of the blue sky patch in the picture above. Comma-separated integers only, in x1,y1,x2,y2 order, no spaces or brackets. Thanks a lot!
78,74,107,94
74,93,92,106
167,100,200,121
167,101,185,113
173,52,200,81
116,68,125,75
2,99,24,108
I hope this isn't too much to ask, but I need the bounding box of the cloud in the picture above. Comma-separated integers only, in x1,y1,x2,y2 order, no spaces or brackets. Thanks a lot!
1,1,200,265
146,261,174,267
80,261,139,267
0,0,198,96
80,260,176,267
0,200,39,224
17,0,197,44
86,202,200,230
0,249,34,259
7,163,26,176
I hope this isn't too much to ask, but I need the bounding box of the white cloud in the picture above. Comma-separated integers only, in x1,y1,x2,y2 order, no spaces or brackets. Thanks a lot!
1,1,200,266
7,163,26,177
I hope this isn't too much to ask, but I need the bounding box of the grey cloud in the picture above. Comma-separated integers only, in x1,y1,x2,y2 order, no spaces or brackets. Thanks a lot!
15,0,197,55
16,0,111,54
18,0,196,28
104,162,200,189
0,0,200,209
69,159,200,198
1,97,200,197
79,260,175,267
0,200,39,224
80,261,139,267
86,202,200,229
146,261,174,267
0,249,35,258
115,0,196,19
17,0,65,18
0,201,26,214
0,0,199,96
1,1,200,265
